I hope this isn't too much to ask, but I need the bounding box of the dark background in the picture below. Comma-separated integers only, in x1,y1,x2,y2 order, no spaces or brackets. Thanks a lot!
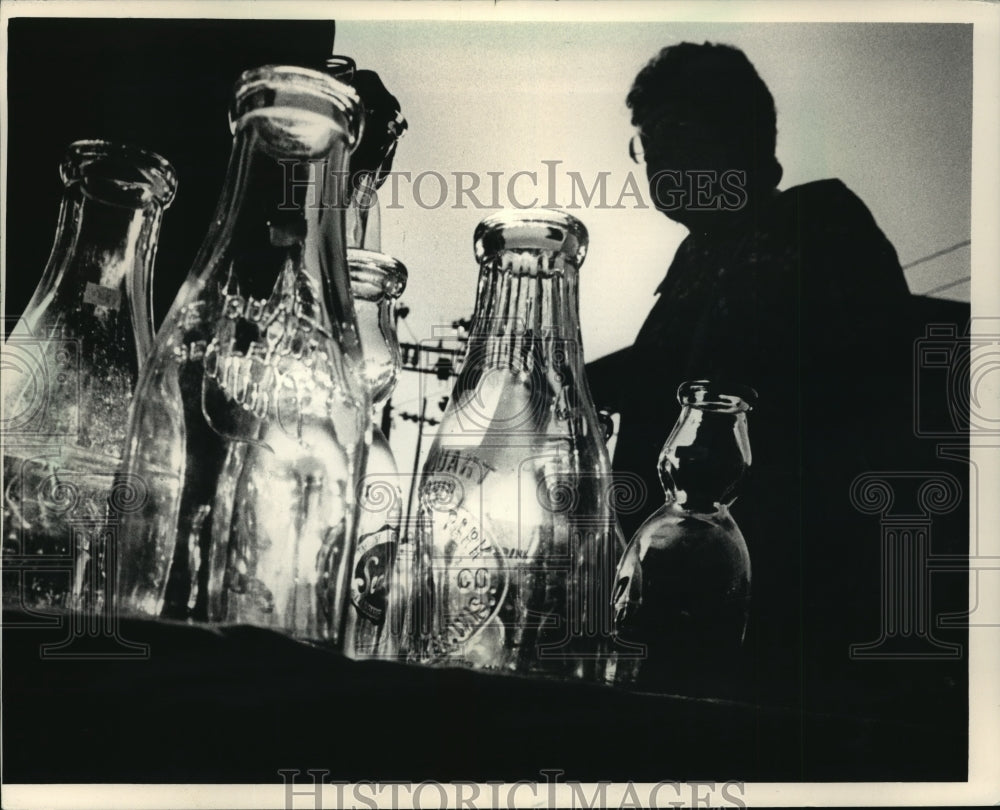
5,18,337,330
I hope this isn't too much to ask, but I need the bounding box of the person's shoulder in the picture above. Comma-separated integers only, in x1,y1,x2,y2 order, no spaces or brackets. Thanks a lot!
778,177,875,227
775,178,908,296
778,178,871,217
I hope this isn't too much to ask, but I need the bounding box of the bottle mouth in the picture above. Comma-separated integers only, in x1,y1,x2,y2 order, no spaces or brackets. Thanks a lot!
231,64,364,155
61,140,178,208
324,55,357,82
347,248,408,301
474,209,589,269
677,380,757,413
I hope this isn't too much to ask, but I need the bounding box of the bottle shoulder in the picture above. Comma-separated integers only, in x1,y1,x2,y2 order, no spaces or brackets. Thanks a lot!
365,427,399,477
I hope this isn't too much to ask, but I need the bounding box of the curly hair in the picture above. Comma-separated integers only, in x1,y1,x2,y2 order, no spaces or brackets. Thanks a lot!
627,42,778,166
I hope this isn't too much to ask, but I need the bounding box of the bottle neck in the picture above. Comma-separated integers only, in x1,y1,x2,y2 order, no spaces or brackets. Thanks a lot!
469,250,583,374
658,405,751,514
189,117,362,361
21,182,164,362
345,180,382,251
354,295,401,411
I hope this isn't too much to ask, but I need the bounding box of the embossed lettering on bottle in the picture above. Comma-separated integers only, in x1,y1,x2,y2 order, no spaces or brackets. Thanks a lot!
116,66,369,645
406,210,618,681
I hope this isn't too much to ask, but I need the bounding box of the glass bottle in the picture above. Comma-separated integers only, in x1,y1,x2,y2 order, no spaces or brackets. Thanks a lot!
610,381,755,695
2,140,176,612
115,66,370,646
405,210,617,681
324,55,407,252
341,248,407,659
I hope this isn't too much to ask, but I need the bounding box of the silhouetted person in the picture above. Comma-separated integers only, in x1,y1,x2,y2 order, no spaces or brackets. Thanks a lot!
600,42,921,708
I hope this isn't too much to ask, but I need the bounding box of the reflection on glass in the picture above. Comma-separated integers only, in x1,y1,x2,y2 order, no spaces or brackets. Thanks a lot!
115,66,370,646
3,140,176,613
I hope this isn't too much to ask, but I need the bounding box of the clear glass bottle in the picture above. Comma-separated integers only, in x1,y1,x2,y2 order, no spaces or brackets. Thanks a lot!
610,381,755,695
342,248,407,658
115,66,370,646
324,55,406,252
405,210,617,681
2,140,176,612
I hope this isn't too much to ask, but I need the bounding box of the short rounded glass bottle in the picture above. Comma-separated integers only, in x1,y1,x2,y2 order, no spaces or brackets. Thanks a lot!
610,381,756,695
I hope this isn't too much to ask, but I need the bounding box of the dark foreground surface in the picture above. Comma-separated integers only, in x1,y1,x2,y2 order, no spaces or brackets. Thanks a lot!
3,608,966,784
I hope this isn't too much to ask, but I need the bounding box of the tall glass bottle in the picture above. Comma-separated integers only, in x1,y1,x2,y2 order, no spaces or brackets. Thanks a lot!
324,55,406,252
342,249,407,658
405,210,617,681
116,66,370,646
610,381,755,695
2,140,176,611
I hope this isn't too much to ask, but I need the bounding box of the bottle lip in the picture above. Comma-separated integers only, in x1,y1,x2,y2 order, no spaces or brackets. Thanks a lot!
677,380,758,412
324,55,357,82
347,248,408,301
329,61,408,193
230,64,363,150
474,209,589,269
61,139,178,208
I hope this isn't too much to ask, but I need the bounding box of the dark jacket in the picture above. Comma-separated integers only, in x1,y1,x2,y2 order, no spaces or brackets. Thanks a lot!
604,179,918,705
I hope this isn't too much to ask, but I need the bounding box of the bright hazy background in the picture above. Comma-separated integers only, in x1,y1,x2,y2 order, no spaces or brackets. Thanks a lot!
333,21,973,475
